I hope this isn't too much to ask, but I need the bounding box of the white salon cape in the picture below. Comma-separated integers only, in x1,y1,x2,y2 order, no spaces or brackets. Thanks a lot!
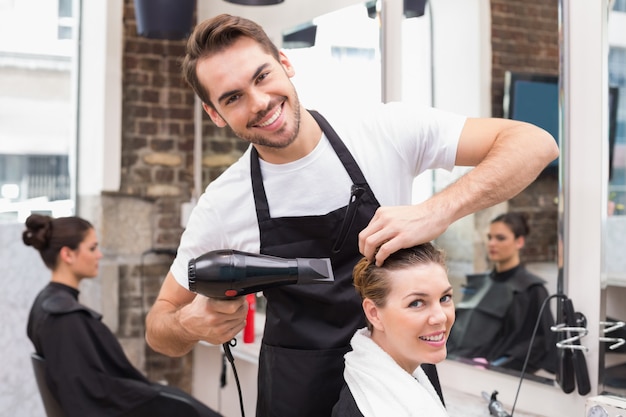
343,328,449,417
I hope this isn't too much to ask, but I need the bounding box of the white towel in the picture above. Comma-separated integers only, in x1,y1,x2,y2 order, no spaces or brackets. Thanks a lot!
343,328,449,417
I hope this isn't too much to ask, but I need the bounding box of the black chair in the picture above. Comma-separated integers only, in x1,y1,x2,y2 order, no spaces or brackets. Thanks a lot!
30,353,220,417
30,353,66,417
124,383,224,417
123,388,203,417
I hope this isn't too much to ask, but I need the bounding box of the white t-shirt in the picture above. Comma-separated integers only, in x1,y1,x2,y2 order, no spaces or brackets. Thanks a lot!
171,101,466,289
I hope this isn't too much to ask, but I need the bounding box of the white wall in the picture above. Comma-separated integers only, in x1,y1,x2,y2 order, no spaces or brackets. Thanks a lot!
78,0,123,197
0,223,50,417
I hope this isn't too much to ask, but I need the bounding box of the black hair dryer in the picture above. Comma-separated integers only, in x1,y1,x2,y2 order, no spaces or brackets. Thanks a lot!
188,249,334,299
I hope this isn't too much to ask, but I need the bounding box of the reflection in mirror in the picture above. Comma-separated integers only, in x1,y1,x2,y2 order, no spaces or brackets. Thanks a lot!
446,211,558,379
437,1,560,385
440,196,559,384
602,0,626,398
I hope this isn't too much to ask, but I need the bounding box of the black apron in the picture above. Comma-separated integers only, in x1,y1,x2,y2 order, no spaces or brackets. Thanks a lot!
252,111,441,416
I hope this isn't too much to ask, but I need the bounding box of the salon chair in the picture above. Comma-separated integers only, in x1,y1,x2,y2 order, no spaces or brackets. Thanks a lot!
123,386,205,417
30,353,217,417
30,353,65,417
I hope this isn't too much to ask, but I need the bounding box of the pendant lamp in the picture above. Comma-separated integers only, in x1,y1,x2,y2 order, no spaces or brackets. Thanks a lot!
134,0,196,40
404,0,427,18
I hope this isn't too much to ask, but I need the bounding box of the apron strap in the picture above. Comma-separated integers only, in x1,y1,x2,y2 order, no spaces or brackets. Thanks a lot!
250,110,379,224
250,147,270,222
308,110,369,185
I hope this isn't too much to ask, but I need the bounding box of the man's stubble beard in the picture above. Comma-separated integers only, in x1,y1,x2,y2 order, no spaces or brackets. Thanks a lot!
231,89,302,149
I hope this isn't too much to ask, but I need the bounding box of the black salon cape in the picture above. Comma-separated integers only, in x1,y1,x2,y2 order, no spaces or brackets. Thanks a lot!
447,265,557,374
332,384,365,417
27,282,161,417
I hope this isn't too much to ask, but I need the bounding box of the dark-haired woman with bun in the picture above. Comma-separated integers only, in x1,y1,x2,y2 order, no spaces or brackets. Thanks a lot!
332,243,454,417
447,211,557,374
24,214,222,417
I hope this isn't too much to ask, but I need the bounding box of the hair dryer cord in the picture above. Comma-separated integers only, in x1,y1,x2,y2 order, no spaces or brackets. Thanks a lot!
223,339,245,417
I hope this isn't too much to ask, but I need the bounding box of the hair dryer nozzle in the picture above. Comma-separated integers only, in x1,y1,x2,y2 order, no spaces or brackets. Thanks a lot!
188,249,334,299
296,258,334,283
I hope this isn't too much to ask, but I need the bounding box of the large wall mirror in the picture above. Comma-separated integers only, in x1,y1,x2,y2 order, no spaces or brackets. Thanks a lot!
601,0,626,399
438,0,626,402
285,0,566,388
433,1,561,387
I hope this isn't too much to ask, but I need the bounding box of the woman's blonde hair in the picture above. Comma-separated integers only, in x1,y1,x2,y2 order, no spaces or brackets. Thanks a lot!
353,243,446,330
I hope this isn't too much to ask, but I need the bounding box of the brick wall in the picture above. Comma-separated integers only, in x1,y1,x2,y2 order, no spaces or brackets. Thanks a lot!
121,0,194,248
490,0,559,117
116,0,249,391
114,0,192,391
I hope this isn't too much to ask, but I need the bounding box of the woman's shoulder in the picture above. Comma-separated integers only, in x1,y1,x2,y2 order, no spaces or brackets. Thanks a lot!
510,264,548,291
40,286,101,319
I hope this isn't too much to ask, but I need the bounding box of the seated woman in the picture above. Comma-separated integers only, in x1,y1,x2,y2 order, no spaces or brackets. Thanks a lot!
332,243,454,417
24,214,222,417
446,211,557,374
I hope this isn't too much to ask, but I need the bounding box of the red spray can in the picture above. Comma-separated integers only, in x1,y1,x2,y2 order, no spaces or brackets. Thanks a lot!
244,293,256,343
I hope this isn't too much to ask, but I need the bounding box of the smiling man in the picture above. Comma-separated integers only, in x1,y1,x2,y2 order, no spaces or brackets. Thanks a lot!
145,14,559,417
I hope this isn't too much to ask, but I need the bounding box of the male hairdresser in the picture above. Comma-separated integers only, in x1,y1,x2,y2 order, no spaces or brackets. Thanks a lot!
146,14,559,417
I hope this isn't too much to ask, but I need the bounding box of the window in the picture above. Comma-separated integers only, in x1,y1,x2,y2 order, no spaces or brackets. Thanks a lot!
0,0,78,222
58,0,74,40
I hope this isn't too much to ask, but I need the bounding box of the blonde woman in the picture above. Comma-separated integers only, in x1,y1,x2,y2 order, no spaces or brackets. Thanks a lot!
333,244,454,417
